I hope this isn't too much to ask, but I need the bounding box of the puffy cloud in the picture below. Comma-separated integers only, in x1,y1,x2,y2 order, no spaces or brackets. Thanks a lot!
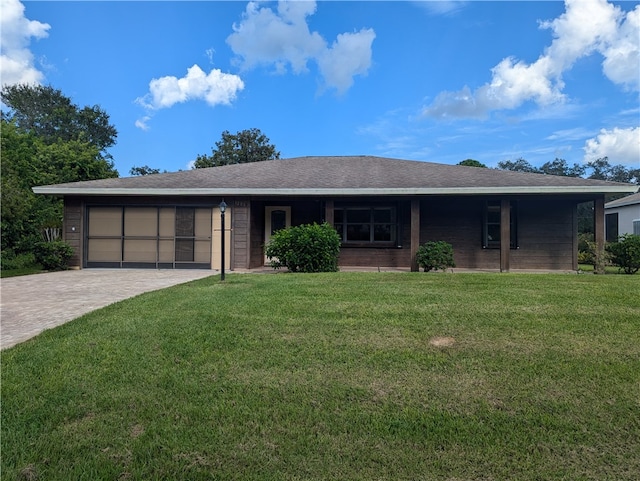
0,0,50,86
137,64,244,110
227,1,324,74
600,5,640,90
227,1,375,93
135,64,244,129
583,127,640,166
317,29,376,94
423,0,639,119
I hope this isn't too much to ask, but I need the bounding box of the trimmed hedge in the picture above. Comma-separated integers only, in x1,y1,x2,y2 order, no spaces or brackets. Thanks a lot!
265,222,340,273
416,241,456,272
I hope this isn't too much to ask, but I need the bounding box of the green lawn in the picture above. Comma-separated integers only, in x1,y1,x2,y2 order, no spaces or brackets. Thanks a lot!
2,273,639,480
0,265,45,278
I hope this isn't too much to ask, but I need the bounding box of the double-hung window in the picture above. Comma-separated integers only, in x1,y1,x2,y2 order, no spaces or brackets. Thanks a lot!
483,201,517,249
334,206,398,245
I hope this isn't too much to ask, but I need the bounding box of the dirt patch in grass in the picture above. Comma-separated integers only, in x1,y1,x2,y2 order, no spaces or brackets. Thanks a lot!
130,424,144,439
429,336,456,347
18,464,38,481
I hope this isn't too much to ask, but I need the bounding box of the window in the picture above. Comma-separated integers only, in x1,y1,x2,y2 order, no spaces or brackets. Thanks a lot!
334,206,398,245
605,213,619,242
483,201,517,249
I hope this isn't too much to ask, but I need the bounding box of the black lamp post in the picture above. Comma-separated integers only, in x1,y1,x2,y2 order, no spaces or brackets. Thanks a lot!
219,200,227,281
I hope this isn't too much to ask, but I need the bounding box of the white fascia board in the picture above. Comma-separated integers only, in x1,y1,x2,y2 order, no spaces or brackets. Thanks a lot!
32,185,637,196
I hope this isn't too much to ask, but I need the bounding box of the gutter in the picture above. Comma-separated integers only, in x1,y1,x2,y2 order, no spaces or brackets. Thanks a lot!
33,186,638,196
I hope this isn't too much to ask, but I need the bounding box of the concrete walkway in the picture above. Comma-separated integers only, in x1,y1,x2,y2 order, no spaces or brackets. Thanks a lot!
0,269,215,350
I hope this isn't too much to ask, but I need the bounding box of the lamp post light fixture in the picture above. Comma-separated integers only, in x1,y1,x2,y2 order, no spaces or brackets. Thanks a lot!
219,200,227,281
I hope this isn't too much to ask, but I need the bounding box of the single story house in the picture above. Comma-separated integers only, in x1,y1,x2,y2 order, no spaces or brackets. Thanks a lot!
605,192,640,241
33,156,637,272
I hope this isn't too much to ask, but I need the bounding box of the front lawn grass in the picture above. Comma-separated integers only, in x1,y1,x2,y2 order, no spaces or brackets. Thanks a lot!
0,265,45,278
2,273,639,480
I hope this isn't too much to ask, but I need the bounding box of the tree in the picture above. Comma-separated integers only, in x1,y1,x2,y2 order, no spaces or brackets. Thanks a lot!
458,159,487,168
1,84,117,157
193,128,280,168
130,165,164,176
1,86,119,259
538,158,585,178
496,158,539,173
586,157,640,184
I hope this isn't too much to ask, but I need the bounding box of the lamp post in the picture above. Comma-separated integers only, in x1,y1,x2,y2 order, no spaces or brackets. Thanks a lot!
219,200,227,281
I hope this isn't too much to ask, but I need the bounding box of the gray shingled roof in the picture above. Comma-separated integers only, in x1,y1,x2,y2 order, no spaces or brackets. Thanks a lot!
33,156,637,196
605,192,640,208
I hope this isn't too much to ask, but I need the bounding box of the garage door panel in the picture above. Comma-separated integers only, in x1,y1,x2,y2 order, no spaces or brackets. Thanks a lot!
194,240,211,263
89,208,122,236
125,207,157,236
87,238,121,262
124,239,157,262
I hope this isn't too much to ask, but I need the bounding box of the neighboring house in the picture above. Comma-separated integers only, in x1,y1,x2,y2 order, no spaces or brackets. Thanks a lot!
605,192,640,241
33,156,636,272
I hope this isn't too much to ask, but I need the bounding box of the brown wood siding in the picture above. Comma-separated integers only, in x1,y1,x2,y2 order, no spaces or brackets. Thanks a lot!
420,197,577,270
64,197,83,268
511,199,575,270
249,201,265,268
231,199,250,269
420,197,494,269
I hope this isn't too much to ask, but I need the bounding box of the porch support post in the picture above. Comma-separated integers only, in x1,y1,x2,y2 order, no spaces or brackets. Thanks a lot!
572,202,579,271
594,196,605,274
324,199,334,226
500,199,510,273
410,199,420,272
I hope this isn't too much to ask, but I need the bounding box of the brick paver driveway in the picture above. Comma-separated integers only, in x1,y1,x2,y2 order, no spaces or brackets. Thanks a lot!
0,269,214,350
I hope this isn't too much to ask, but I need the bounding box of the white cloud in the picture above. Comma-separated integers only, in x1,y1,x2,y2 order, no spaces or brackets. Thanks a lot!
135,64,244,130
137,64,244,110
0,0,50,86
135,116,151,131
226,0,375,93
317,29,376,94
600,5,640,90
423,0,640,119
583,127,640,166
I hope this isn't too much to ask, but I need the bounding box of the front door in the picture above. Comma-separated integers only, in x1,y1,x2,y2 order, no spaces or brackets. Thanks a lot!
264,206,291,264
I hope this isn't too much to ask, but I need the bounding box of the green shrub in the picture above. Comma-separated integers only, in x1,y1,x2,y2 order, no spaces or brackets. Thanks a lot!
577,233,595,264
606,234,640,274
265,222,340,273
0,250,38,270
416,241,456,272
34,241,74,271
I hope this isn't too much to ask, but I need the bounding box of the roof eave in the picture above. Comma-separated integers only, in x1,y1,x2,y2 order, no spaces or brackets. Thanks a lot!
32,186,638,196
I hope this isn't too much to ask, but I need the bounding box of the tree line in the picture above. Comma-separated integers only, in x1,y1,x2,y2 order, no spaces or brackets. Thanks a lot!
459,157,640,185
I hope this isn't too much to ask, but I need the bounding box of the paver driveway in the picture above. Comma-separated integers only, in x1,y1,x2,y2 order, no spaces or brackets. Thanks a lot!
0,269,214,350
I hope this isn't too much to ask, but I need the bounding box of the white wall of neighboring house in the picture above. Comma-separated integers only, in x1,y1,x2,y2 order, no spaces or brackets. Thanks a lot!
605,193,640,240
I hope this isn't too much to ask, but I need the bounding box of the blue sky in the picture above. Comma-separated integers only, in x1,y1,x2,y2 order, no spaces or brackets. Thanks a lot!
2,0,639,176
